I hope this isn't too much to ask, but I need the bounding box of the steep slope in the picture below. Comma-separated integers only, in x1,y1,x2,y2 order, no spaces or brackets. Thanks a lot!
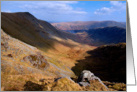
1,12,96,70
1,29,77,91
1,12,91,52
75,26,126,46
1,12,55,52
52,21,126,31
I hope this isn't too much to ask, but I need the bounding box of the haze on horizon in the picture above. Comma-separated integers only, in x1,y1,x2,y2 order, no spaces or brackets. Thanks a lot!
1,1,126,23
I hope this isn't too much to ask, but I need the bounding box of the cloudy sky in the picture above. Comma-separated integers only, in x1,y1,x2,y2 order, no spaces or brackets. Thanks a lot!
1,1,126,23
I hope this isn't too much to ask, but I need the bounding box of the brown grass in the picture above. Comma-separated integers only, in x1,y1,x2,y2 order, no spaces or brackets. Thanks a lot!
43,78,82,91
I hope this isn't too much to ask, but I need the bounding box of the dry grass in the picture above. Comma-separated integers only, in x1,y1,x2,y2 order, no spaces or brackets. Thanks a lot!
43,78,82,91
103,81,126,91
1,72,55,91
112,83,126,91
87,80,108,91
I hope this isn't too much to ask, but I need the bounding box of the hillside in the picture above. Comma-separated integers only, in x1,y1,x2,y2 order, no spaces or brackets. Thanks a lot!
75,26,126,46
52,21,126,31
1,29,71,90
2,12,96,51
1,29,126,91
1,29,93,91
72,43,126,83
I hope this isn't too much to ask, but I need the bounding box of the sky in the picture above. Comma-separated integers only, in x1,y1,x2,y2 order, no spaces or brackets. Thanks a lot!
1,1,126,23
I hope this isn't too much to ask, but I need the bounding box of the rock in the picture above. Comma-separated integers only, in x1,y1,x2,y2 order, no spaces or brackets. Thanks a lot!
77,70,108,91
22,54,49,70
78,82,90,87
77,70,95,82
54,77,62,82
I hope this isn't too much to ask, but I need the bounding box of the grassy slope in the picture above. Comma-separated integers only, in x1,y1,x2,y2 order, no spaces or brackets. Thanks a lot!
1,29,77,91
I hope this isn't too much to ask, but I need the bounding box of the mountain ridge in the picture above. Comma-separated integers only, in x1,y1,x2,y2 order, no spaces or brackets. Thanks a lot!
1,12,88,52
51,21,126,31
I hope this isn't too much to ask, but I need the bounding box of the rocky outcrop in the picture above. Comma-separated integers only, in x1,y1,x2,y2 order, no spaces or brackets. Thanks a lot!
22,54,49,70
77,70,108,90
42,74,108,91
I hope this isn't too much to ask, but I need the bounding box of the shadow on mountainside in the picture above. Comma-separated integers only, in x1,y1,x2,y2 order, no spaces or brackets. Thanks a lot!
1,12,85,52
1,12,57,52
72,43,126,83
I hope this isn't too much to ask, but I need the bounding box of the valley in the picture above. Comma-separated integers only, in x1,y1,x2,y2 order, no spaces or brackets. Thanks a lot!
1,12,126,91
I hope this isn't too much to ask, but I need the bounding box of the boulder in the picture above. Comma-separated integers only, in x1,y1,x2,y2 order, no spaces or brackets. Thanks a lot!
77,70,108,91
23,54,49,70
77,70,95,82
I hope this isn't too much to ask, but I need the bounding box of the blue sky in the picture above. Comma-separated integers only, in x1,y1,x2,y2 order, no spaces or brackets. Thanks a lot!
1,1,126,23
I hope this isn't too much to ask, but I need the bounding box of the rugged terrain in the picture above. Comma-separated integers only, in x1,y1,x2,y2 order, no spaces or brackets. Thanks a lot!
1,12,126,91
52,21,126,46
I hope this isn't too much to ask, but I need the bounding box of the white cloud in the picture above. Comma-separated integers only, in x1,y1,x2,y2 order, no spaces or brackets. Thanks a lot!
110,1,126,10
94,7,114,15
19,1,87,15
94,1,126,15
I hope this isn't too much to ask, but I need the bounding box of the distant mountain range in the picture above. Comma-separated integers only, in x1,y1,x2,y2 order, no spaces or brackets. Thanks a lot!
51,21,126,31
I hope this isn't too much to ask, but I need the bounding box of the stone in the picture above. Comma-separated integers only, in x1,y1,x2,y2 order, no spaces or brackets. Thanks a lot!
78,82,90,87
77,70,95,82
77,70,108,90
